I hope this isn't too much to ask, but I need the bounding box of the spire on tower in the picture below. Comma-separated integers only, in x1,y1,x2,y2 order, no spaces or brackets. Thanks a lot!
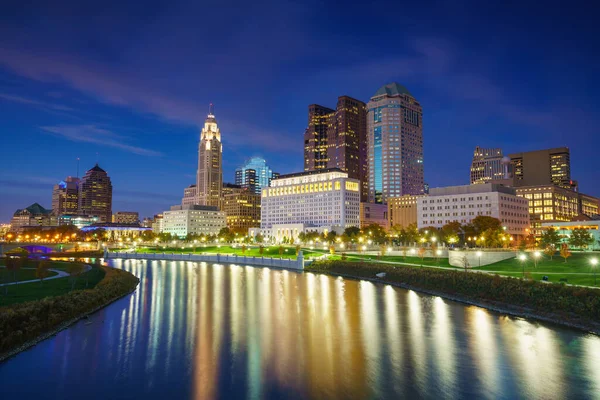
208,103,214,117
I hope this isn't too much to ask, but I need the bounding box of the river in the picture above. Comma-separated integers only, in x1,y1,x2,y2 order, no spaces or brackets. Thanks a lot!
1,259,599,399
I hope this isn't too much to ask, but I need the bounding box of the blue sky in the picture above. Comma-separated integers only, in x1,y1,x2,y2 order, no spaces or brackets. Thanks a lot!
1,0,598,221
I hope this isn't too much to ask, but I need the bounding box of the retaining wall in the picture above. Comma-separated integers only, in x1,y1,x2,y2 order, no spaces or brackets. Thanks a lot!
449,250,516,268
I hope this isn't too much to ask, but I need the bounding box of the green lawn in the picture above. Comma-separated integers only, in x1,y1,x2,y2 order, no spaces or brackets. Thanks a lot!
125,245,324,259
0,267,58,283
0,264,105,306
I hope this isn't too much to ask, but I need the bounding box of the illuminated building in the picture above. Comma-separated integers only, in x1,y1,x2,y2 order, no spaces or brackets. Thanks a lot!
112,211,139,224
161,205,226,238
81,223,151,241
509,147,576,190
52,176,80,216
152,214,163,234
367,83,424,203
181,184,197,206
235,157,279,195
10,203,56,232
418,183,530,236
196,104,222,208
256,169,360,240
470,147,507,184
579,193,600,218
388,195,421,228
360,203,388,229
303,96,368,201
78,164,113,223
223,188,261,232
57,214,98,229
541,220,600,250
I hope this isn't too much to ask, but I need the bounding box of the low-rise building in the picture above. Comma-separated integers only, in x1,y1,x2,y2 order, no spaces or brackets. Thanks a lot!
10,203,56,233
161,205,226,238
57,214,99,229
181,184,197,206
388,195,421,228
223,188,261,232
541,220,600,250
81,223,151,241
418,183,529,236
360,202,388,229
112,211,139,225
257,168,360,241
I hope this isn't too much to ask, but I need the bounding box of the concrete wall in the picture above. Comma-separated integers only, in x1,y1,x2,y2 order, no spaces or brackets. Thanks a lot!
106,250,305,271
449,250,515,268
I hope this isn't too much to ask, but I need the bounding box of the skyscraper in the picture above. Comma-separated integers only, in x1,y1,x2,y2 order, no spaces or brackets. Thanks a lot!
78,164,113,222
52,176,80,216
367,83,424,203
197,105,223,208
509,147,576,190
235,157,278,194
470,146,506,184
303,96,367,201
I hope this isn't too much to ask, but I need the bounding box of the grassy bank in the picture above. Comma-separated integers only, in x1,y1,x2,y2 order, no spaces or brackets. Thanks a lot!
307,260,600,333
124,245,324,259
0,267,58,284
0,265,139,360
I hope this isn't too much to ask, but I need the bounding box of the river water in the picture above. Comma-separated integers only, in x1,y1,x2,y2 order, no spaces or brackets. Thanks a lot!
1,259,599,399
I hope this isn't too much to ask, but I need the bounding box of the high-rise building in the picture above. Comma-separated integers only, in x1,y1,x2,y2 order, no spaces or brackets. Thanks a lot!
235,157,278,194
52,176,80,216
418,183,530,237
367,83,424,204
197,105,222,208
303,96,368,201
257,169,360,241
470,147,507,184
223,188,261,232
78,164,113,222
112,211,139,225
181,184,197,206
509,147,576,190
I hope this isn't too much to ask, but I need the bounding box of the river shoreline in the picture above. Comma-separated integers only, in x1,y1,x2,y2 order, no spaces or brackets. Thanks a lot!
0,265,140,363
304,267,600,336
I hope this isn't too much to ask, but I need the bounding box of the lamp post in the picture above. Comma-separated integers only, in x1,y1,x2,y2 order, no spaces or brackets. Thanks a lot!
533,251,541,268
591,258,598,286
519,254,527,278
476,251,482,267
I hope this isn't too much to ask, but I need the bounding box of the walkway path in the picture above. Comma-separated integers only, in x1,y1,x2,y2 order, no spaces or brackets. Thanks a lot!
0,265,91,287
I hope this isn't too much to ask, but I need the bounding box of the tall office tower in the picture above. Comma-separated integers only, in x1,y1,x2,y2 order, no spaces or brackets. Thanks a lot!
304,104,334,171
235,157,278,195
367,83,424,204
303,96,368,201
78,164,113,222
196,104,223,208
509,147,575,190
52,176,80,215
470,147,506,184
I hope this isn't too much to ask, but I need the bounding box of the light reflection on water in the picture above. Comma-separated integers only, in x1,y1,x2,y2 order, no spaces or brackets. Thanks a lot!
0,259,599,400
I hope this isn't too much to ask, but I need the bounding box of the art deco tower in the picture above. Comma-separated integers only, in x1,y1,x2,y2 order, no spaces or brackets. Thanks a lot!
196,104,223,208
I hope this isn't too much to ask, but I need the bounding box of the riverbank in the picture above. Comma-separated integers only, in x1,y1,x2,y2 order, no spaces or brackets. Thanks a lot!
0,265,140,362
306,260,600,335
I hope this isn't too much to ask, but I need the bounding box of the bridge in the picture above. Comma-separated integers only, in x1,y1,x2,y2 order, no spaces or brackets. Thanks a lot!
0,242,87,256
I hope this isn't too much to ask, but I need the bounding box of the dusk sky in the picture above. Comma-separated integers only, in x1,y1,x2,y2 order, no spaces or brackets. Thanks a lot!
1,0,598,222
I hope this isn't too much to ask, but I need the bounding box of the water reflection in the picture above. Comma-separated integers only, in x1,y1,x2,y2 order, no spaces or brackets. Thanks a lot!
0,260,599,400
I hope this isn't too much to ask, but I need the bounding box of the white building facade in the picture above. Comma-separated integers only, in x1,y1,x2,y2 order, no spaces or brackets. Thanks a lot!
417,183,529,236
257,169,360,241
161,205,226,238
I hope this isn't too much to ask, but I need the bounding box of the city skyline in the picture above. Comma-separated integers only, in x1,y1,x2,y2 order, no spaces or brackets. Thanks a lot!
1,1,599,221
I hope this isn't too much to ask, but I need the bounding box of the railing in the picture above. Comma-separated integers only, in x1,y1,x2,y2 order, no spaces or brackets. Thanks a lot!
105,251,305,271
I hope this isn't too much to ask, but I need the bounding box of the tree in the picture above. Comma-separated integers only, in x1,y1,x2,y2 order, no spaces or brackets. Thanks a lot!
364,224,388,244
404,223,419,244
295,244,301,256
441,221,462,243
67,263,85,290
569,228,594,249
379,244,387,258
329,245,335,255
4,251,26,294
543,245,556,261
343,226,361,238
472,216,502,234
325,231,337,244
540,228,561,249
218,227,234,243
255,233,264,244
278,245,284,257
417,247,426,267
401,246,408,261
259,245,265,256
36,260,51,285
297,232,306,243
241,244,247,255
430,242,439,263
560,243,572,263
460,254,470,272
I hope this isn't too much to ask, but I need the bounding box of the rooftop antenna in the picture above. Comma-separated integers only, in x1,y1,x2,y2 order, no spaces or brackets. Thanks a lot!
76,157,80,178
209,103,214,116
96,152,99,165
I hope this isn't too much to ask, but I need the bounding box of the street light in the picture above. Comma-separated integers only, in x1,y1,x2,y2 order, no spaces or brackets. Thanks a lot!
476,251,482,267
533,251,541,268
591,258,598,286
519,254,527,278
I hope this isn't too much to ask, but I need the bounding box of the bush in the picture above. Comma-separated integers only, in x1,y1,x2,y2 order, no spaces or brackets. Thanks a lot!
307,260,600,323
0,266,139,357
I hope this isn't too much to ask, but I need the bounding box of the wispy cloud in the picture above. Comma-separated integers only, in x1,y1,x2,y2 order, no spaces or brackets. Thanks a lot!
0,92,73,111
40,124,163,157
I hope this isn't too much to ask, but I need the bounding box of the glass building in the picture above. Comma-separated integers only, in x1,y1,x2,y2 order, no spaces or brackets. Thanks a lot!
235,157,278,194
367,83,424,204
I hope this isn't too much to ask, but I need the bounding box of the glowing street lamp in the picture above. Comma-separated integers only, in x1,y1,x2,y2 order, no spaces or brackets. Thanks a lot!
519,254,527,277
533,251,541,268
431,237,437,243
476,251,482,267
591,258,598,286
